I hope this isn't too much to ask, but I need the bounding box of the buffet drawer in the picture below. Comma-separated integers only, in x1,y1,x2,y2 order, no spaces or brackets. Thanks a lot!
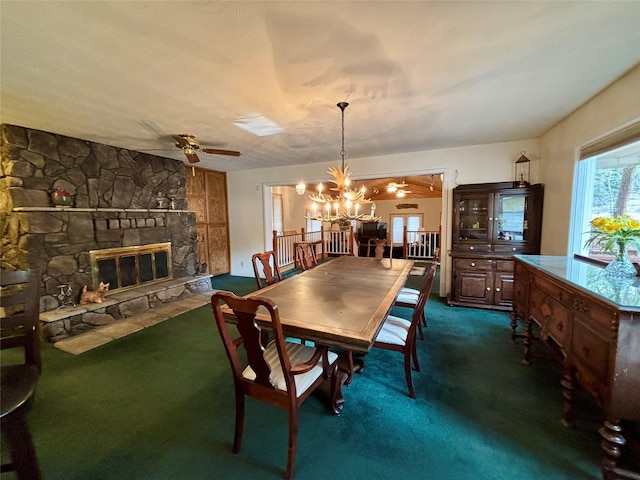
572,293,617,337
529,286,571,347
571,315,611,389
531,273,574,308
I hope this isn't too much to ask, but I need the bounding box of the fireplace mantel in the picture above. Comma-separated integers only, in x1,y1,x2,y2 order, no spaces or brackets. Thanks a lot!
13,207,193,213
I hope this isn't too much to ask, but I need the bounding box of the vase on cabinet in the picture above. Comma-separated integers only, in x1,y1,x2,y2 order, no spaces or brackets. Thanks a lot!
51,188,73,207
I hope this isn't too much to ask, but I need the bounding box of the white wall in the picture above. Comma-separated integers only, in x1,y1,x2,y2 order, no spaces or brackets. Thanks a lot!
227,137,541,295
371,197,442,239
539,65,640,255
271,185,307,233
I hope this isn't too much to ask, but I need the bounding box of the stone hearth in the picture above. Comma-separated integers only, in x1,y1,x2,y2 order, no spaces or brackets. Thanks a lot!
41,274,213,343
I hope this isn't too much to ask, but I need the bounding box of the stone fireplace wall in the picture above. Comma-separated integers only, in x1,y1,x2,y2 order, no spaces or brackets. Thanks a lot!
0,124,199,312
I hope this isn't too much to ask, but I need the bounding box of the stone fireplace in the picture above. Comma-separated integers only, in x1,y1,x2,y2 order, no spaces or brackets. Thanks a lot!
1,124,211,340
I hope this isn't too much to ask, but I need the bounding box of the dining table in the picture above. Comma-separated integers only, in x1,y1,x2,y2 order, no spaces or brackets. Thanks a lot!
227,255,415,413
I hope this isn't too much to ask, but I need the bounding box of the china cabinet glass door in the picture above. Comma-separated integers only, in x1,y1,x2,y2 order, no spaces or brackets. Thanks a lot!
494,192,530,243
457,194,491,242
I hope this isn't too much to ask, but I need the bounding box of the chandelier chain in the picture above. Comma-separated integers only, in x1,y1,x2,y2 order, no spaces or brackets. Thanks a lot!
339,101,347,168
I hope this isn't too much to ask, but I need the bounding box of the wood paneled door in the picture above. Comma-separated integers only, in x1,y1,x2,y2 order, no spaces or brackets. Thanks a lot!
186,167,230,275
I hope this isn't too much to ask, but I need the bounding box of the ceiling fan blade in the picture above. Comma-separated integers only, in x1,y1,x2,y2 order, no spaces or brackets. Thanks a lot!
184,151,200,164
201,148,241,157
173,135,190,148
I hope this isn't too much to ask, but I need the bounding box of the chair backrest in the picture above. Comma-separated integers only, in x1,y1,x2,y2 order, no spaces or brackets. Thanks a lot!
367,238,388,259
296,242,318,271
252,251,282,289
211,291,296,396
412,262,438,326
0,269,41,372
432,247,441,264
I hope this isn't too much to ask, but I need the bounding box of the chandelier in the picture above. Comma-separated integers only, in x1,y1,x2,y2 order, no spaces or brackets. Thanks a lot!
305,102,381,224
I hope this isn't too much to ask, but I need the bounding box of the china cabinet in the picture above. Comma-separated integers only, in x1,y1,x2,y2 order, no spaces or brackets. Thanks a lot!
449,182,543,310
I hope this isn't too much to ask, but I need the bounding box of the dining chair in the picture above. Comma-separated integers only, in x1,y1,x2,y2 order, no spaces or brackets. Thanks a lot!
374,261,437,398
295,242,318,271
210,290,339,480
366,238,388,259
1,269,43,480
394,247,440,339
251,250,282,289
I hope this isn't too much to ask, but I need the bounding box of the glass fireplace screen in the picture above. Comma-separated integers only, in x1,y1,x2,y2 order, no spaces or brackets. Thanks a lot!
89,242,172,291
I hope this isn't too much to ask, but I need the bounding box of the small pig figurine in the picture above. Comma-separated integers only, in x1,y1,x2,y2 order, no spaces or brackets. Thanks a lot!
79,282,110,304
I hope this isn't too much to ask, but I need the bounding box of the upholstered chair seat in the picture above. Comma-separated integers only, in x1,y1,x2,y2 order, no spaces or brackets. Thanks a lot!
242,341,338,397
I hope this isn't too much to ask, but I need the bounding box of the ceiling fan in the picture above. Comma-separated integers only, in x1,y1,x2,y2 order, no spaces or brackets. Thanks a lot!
172,134,240,164
395,188,413,198
386,180,408,193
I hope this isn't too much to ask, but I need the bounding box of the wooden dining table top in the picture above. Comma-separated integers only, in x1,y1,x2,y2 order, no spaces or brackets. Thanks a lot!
238,256,414,353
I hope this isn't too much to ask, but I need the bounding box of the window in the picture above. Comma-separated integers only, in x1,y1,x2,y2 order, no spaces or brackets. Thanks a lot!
571,129,640,259
305,210,321,234
271,194,283,235
390,214,423,244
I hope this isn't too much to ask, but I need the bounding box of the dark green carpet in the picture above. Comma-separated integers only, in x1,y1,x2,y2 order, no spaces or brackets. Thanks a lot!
3,268,633,479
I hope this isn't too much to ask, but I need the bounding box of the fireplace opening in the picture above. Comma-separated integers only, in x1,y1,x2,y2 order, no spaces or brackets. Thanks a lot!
89,243,172,291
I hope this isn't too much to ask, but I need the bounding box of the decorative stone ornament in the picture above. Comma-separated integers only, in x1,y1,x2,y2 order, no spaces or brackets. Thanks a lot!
51,188,73,207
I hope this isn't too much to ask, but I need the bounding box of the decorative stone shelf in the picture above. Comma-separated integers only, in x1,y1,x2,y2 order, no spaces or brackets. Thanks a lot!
13,207,193,213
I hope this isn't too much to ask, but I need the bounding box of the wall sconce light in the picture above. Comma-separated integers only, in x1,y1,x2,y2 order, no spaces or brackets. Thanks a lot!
295,183,306,195
514,151,531,188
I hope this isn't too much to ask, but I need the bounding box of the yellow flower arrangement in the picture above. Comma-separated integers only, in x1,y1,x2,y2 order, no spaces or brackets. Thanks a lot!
585,215,640,259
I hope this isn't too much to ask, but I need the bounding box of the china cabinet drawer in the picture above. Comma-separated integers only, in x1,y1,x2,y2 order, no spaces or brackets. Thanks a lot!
452,244,492,253
454,259,492,271
529,286,571,346
494,244,538,254
494,260,514,272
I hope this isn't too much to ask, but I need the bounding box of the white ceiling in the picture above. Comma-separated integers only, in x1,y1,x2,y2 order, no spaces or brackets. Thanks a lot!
1,1,639,172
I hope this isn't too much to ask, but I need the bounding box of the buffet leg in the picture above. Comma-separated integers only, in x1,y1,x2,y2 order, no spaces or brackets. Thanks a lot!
522,316,533,365
560,364,576,427
599,419,626,467
510,311,520,344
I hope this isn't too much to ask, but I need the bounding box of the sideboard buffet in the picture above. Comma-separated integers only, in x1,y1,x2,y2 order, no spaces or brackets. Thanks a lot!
512,255,640,471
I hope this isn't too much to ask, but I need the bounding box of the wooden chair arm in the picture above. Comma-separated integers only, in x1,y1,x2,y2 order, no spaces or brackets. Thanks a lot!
290,346,327,375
